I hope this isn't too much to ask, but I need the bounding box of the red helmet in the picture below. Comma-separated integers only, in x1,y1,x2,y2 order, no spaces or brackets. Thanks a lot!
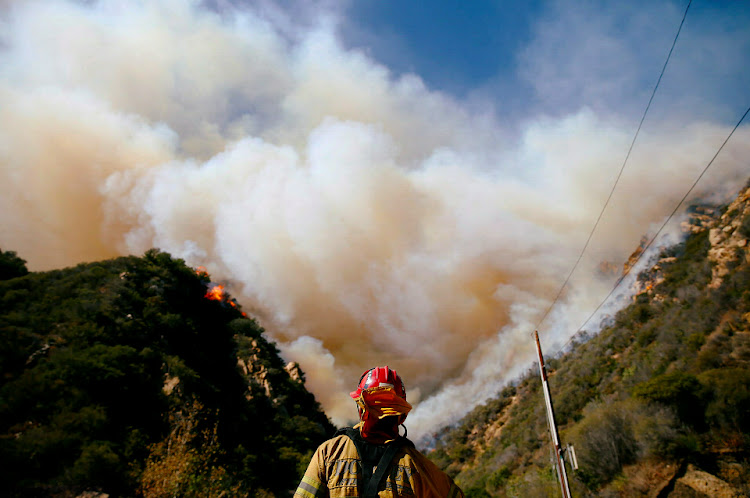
350,366,406,400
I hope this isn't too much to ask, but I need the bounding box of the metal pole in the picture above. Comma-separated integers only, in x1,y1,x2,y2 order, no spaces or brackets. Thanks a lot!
534,330,571,498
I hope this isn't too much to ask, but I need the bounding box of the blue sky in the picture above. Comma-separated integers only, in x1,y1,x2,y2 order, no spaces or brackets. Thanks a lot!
338,0,750,125
341,0,543,97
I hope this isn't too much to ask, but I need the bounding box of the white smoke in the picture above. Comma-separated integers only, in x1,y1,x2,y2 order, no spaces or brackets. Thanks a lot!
1,0,748,439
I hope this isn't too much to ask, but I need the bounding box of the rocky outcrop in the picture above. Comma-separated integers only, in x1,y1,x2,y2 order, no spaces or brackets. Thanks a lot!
235,336,328,428
623,236,649,276
632,185,750,298
633,255,675,300
237,339,276,398
707,186,750,289
285,361,304,382
162,374,179,395
670,464,743,497
680,206,721,234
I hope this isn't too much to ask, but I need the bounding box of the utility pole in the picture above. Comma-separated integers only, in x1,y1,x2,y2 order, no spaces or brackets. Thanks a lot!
534,330,572,498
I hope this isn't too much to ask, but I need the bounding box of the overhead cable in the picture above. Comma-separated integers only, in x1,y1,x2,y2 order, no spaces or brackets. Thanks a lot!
534,0,693,333
572,105,750,339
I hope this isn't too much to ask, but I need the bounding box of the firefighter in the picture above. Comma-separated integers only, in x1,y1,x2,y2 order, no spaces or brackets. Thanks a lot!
294,366,464,498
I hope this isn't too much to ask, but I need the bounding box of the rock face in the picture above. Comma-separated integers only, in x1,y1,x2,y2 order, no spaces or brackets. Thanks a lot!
234,332,334,442
237,339,275,398
285,361,304,382
671,465,744,498
633,184,750,298
632,255,674,300
681,206,722,234
707,186,750,289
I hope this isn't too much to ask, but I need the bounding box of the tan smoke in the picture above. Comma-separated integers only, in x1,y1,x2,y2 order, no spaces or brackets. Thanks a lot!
1,0,748,438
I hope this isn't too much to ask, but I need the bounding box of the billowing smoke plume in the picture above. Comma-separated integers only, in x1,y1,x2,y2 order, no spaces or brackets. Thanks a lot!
1,0,748,439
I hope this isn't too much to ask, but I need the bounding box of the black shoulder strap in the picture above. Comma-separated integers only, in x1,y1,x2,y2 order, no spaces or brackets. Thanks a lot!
335,428,414,498
364,442,404,497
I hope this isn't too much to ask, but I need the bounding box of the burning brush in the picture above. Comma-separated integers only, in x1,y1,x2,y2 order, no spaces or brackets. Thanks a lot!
196,266,247,317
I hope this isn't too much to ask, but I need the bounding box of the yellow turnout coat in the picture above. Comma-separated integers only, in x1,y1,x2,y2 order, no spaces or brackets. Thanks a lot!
294,432,464,498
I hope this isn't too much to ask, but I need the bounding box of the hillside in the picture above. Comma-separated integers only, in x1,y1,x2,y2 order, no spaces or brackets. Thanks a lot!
0,249,334,497
428,181,750,497
3,183,749,497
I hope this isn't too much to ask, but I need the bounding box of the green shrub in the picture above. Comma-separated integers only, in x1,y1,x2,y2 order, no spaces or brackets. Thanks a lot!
699,368,750,433
686,332,706,351
505,466,560,497
487,466,512,488
464,486,491,498
0,249,29,280
632,371,705,430
71,441,122,488
568,401,639,488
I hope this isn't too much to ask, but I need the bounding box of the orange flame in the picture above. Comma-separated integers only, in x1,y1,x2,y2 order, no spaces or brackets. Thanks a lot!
204,284,247,317
205,284,225,301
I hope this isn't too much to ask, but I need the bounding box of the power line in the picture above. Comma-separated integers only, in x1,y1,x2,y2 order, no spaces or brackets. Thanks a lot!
534,0,693,333
572,105,750,340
